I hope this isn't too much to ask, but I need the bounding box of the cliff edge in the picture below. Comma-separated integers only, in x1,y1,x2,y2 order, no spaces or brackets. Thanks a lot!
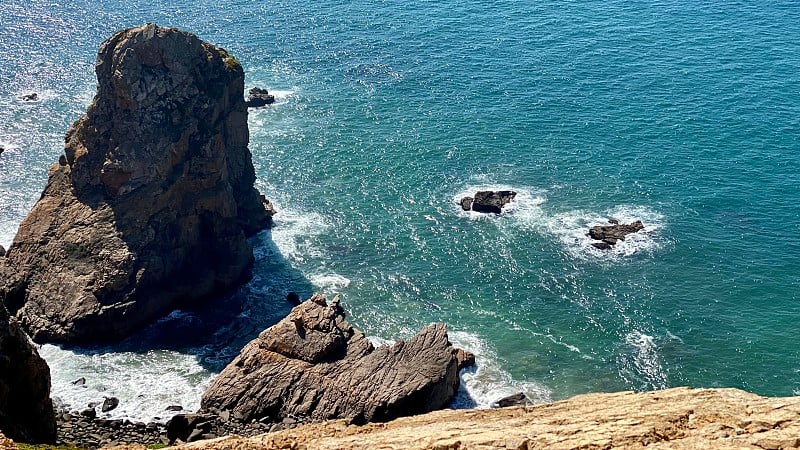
117,387,800,449
0,24,272,343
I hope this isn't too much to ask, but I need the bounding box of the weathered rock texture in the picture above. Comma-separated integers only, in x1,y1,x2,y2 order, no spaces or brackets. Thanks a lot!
589,220,645,250
460,190,516,214
0,305,56,443
0,24,272,343
201,294,467,425
119,387,800,450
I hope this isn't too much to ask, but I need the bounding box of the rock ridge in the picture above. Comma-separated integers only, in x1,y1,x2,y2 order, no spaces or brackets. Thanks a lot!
200,294,470,427
0,24,273,343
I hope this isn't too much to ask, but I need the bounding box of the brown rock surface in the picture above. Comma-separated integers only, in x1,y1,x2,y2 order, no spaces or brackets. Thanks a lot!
0,304,56,443
0,24,273,343
117,387,800,449
201,294,464,425
588,220,645,249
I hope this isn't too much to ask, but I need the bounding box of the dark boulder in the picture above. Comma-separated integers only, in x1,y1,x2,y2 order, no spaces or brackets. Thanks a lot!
101,397,119,413
588,220,644,249
71,377,86,386
459,196,473,211
21,93,38,102
166,413,216,444
0,246,4,258
492,392,532,408
0,304,56,443
468,190,516,214
0,24,274,344
245,87,275,108
201,294,465,425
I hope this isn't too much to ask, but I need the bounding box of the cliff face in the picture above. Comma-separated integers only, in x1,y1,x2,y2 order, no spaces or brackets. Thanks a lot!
120,387,800,449
0,305,55,443
0,24,272,343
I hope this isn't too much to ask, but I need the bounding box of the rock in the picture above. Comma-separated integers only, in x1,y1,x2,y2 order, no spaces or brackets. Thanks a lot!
455,348,475,370
166,414,216,444
80,408,96,419
21,93,38,102
245,87,275,107
0,146,4,156
493,392,531,408
459,196,473,211
588,220,644,249
71,377,86,386
201,293,464,425
0,24,273,344
101,397,119,413
0,246,4,258
0,304,56,443
470,190,516,214
166,405,183,412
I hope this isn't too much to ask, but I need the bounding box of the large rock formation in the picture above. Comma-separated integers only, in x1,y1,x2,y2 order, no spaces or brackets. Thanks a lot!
201,294,470,426
588,219,645,250
123,388,800,450
0,305,56,443
0,24,273,343
460,190,516,214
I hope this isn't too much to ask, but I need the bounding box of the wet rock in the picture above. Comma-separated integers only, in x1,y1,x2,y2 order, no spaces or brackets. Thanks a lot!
245,87,275,107
166,405,183,412
201,293,465,425
71,377,86,386
101,397,119,413
455,348,476,369
0,246,5,257
0,24,274,344
79,408,96,419
21,93,38,102
0,145,4,156
166,414,216,444
461,190,517,214
588,220,644,249
493,392,532,408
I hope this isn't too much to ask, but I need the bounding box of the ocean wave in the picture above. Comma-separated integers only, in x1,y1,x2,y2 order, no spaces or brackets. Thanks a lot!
619,330,668,390
448,331,551,408
309,273,351,292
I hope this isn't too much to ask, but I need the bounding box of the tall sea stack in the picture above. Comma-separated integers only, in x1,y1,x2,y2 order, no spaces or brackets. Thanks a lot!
0,24,273,343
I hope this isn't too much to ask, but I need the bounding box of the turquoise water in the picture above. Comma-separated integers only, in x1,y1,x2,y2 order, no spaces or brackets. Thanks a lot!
1,0,799,421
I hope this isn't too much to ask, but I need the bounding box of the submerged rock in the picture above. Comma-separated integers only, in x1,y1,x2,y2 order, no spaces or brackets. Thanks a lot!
588,220,644,249
0,24,273,343
20,93,38,102
0,304,56,443
245,87,275,107
460,190,516,214
493,392,532,408
201,294,470,425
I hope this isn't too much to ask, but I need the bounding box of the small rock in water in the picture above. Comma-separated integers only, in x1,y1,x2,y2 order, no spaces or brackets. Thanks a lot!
587,220,645,250
460,190,517,214
0,245,5,257
460,196,473,211
72,377,86,386
166,405,183,412
245,87,275,107
0,145,5,156
21,92,38,101
80,407,97,419
101,397,120,413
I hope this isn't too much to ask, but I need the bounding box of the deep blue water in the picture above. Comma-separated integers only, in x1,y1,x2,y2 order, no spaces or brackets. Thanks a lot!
1,0,799,421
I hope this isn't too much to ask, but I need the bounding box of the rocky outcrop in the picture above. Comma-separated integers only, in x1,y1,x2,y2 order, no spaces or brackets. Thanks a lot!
460,190,516,214
201,294,470,426
0,24,273,343
117,387,800,450
0,304,56,443
245,87,275,107
588,219,645,250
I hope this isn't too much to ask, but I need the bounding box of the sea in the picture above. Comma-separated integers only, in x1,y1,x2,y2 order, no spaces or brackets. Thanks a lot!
1,0,799,423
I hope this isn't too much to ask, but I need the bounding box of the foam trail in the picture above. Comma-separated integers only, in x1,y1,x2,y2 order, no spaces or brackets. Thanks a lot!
620,330,668,390
448,331,551,408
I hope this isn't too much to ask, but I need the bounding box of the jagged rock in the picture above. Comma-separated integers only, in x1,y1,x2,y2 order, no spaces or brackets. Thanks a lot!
462,190,516,214
0,247,4,258
0,24,273,344
166,405,183,412
101,397,119,413
80,408,97,419
245,87,275,108
21,93,38,102
492,392,531,408
201,294,464,425
0,304,56,443
588,220,644,249
455,348,475,369
71,377,86,386
166,414,216,444
0,146,4,156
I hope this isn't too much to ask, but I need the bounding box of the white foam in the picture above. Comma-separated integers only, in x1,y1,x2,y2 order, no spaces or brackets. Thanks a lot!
41,344,214,423
541,205,665,259
309,273,351,292
621,330,667,390
263,200,329,263
448,331,551,408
